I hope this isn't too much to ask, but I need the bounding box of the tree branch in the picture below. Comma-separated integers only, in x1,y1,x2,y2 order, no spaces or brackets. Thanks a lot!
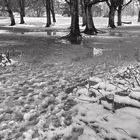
122,0,132,10
65,0,71,5
85,0,107,6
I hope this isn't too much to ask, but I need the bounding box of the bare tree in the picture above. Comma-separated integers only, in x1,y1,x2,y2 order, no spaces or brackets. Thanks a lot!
19,0,25,24
137,0,140,22
106,0,132,28
117,0,132,26
3,0,15,26
45,0,51,27
66,0,81,43
43,0,56,27
83,0,106,34
80,0,86,26
50,0,56,23
106,0,118,28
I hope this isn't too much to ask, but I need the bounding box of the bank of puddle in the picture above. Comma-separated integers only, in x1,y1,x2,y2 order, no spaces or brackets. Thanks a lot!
0,29,68,37
0,29,138,39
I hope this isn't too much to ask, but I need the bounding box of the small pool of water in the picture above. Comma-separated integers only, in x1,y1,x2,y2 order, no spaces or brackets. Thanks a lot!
0,29,68,37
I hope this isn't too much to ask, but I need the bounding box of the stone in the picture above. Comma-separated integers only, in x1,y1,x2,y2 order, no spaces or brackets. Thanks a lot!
76,88,89,96
23,129,34,140
64,115,73,126
63,99,77,111
51,116,61,128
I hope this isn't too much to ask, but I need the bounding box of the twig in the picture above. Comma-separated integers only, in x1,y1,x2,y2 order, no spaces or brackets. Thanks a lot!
115,127,130,136
76,97,96,103
134,76,140,86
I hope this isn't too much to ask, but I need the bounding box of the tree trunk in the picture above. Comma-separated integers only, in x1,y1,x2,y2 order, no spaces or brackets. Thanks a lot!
4,0,15,26
108,6,116,28
67,0,81,43
8,9,15,26
50,0,56,23
84,5,97,35
45,0,51,27
19,0,25,24
138,10,140,22
67,0,73,29
117,5,122,26
80,0,86,26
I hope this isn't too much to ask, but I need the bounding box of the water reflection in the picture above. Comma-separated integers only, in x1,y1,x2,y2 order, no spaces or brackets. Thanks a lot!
107,31,130,37
0,29,68,37
0,28,138,45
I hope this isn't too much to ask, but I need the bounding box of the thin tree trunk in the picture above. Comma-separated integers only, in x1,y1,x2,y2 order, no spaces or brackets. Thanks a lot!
117,5,122,26
19,0,25,24
80,0,86,26
45,0,51,27
138,10,140,22
108,6,116,28
8,9,15,26
4,0,15,26
84,5,97,35
50,0,56,23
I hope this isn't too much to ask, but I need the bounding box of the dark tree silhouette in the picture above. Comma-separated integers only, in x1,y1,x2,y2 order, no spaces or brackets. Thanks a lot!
83,0,97,35
19,0,25,24
44,0,56,27
137,0,140,22
83,0,106,35
117,0,123,26
138,10,140,22
45,0,51,27
80,0,86,26
106,0,132,28
3,0,15,26
50,0,56,23
106,0,118,28
65,0,73,28
117,0,132,26
66,0,81,43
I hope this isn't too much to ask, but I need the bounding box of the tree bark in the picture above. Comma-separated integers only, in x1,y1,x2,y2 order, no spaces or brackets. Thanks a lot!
138,10,140,22
108,6,116,28
50,0,56,23
19,0,25,24
117,5,122,26
67,0,81,43
65,0,73,29
8,9,16,26
84,4,97,35
4,0,15,26
80,0,86,26
45,0,51,27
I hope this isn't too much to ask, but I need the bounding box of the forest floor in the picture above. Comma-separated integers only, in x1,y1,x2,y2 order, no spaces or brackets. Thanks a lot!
0,16,140,140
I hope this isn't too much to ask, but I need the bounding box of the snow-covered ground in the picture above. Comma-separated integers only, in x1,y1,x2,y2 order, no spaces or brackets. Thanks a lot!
0,16,140,140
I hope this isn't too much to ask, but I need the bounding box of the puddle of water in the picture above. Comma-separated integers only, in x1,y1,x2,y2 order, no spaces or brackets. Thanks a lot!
23,31,68,37
0,40,26,47
97,32,130,38
0,29,68,37
0,30,10,34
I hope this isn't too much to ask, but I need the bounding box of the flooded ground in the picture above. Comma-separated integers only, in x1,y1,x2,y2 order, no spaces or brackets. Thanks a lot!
0,25,139,73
